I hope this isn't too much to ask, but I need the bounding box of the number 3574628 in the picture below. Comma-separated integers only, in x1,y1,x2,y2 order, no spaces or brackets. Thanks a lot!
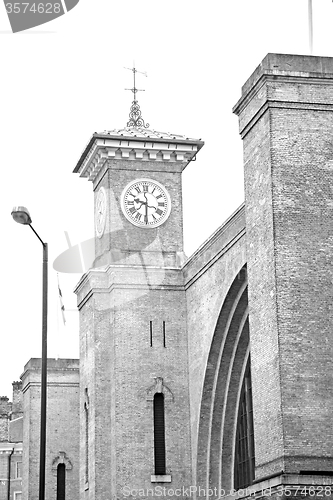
5,3,61,13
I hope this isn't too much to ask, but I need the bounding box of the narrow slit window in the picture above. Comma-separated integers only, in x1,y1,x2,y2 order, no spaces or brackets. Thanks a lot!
56,463,66,500
85,405,89,481
234,358,255,490
84,388,89,484
153,393,166,475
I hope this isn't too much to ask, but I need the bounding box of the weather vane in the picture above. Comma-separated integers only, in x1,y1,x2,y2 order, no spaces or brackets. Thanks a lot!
124,65,150,128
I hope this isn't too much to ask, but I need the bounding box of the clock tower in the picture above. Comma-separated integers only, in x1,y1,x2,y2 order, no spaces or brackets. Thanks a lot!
73,98,204,499
74,126,202,269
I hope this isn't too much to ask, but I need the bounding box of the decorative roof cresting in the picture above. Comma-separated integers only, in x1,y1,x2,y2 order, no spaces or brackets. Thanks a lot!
125,65,150,129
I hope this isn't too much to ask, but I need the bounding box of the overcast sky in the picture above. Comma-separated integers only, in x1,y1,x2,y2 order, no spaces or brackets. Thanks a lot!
1,0,332,397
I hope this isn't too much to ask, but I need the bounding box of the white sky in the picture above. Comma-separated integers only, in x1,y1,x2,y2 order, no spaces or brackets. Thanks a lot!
1,0,332,397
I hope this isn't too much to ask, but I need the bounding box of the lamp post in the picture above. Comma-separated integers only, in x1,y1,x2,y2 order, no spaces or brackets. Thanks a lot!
11,206,48,500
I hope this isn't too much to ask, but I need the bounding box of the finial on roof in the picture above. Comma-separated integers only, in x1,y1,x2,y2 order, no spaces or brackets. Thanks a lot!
124,65,150,128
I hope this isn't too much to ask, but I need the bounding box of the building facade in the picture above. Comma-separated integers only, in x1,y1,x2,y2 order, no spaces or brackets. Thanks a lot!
72,52,333,500
21,359,79,500
8,52,333,499
0,384,23,500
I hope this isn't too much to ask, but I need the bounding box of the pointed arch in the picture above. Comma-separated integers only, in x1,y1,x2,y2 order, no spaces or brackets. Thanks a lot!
196,267,253,495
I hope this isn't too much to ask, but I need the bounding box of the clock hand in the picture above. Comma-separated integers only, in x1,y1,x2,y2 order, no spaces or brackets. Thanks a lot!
145,200,148,223
134,198,147,209
143,193,149,223
132,194,158,216
143,191,158,211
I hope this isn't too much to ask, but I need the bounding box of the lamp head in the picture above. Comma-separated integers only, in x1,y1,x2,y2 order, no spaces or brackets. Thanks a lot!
11,206,32,225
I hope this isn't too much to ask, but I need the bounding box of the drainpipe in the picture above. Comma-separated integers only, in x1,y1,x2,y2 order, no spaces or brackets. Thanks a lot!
7,447,14,500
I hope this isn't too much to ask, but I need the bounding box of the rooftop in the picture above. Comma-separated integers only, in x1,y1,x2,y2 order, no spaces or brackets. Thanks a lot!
97,127,200,142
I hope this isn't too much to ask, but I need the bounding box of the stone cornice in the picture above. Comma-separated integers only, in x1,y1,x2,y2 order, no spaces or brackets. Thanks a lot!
237,97,333,139
0,445,23,453
233,73,333,118
22,382,79,394
74,265,185,310
74,133,204,182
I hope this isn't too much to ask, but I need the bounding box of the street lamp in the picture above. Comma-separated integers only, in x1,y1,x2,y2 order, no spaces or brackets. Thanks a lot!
11,206,48,500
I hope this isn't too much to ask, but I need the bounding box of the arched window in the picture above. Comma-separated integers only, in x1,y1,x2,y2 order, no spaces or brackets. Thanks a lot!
153,393,166,475
57,463,66,500
234,358,255,490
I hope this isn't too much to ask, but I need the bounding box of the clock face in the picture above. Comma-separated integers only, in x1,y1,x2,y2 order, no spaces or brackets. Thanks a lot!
95,187,107,238
121,179,171,228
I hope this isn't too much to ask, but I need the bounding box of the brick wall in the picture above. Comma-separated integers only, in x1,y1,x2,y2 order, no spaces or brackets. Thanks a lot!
21,358,79,500
233,53,333,491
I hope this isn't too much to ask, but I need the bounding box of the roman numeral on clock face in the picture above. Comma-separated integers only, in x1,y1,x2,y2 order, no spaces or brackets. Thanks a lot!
156,209,163,216
158,202,165,207
143,185,148,192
